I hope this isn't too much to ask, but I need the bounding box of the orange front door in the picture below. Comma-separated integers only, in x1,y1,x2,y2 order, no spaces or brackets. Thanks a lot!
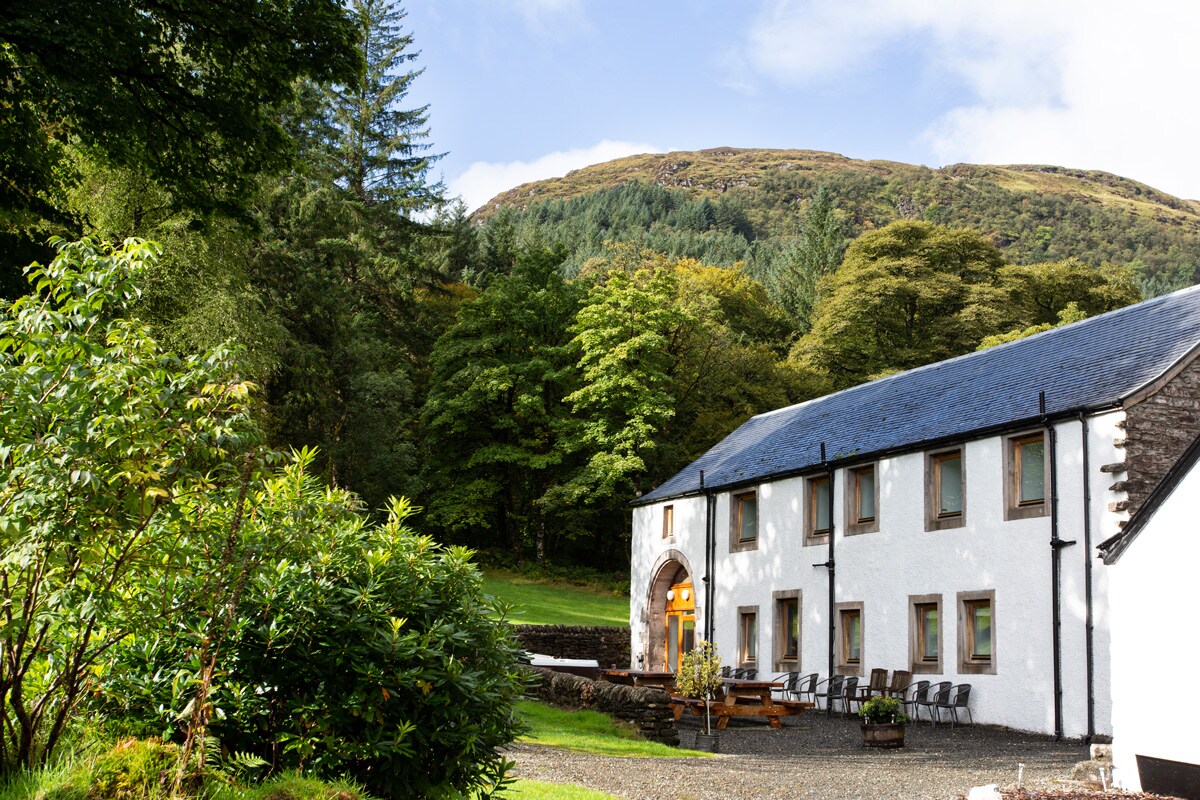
664,581,696,672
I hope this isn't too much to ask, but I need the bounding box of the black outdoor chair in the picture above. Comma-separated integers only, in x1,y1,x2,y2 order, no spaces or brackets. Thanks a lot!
900,680,929,724
916,681,952,724
720,666,732,678
783,672,819,704
936,683,973,727
834,676,859,717
734,667,757,680
814,675,844,714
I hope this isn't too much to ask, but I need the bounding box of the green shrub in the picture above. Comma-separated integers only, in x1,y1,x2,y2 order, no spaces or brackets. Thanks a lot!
97,454,528,800
858,696,907,724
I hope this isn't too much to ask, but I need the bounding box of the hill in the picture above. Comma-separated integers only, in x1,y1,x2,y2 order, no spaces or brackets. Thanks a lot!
475,148,1200,295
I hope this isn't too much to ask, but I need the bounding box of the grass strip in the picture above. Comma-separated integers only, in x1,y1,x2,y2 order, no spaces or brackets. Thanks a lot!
516,700,712,758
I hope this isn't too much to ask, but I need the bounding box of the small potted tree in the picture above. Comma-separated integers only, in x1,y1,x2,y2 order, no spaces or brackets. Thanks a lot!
859,695,908,748
674,640,724,752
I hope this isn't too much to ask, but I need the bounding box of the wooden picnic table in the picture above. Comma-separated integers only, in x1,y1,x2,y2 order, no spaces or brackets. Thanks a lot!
671,678,813,729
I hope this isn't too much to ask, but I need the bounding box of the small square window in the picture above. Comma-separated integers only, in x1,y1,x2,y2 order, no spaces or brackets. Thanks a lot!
908,594,942,674
958,590,996,675
845,463,880,535
662,505,674,539
1005,432,1049,520
739,608,758,666
835,602,864,675
926,448,966,531
804,475,831,545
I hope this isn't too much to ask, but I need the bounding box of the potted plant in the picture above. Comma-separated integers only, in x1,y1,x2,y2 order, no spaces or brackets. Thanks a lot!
859,695,908,749
674,640,724,752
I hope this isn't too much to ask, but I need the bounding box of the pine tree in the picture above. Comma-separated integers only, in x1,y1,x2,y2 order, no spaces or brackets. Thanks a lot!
328,0,442,215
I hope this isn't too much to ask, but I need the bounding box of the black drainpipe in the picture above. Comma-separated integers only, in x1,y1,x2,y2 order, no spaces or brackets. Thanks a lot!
701,470,716,643
1042,392,1075,741
811,442,836,680
1078,412,1096,742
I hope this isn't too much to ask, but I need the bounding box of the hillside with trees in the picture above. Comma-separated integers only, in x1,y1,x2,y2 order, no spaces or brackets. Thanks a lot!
475,147,1200,298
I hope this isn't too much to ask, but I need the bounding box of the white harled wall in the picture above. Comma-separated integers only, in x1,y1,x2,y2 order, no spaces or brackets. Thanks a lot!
1107,449,1200,791
630,412,1124,737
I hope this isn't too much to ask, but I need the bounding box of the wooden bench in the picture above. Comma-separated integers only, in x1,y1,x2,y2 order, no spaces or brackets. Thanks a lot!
669,696,813,726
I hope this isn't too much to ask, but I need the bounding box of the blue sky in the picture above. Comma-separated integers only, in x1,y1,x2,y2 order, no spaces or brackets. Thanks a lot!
404,1,1200,211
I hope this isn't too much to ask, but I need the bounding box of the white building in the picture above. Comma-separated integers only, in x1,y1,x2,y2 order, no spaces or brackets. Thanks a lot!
630,285,1200,738
1099,433,1200,794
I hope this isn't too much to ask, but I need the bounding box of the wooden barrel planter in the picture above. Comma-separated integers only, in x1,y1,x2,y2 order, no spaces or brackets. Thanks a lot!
861,722,906,749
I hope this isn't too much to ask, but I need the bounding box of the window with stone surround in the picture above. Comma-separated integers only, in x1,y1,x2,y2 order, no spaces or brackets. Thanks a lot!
835,601,864,676
958,590,996,675
1005,432,1049,520
729,490,759,553
845,463,880,535
909,594,942,674
926,447,966,531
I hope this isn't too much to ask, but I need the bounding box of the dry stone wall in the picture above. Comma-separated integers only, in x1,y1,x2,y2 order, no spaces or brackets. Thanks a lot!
524,666,679,746
512,625,630,668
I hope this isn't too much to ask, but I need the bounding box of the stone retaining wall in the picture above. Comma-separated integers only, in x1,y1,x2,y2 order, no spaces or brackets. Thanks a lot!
525,666,679,746
512,624,630,668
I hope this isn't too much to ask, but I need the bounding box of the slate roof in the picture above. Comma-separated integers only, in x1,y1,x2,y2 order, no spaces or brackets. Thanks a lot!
635,283,1200,506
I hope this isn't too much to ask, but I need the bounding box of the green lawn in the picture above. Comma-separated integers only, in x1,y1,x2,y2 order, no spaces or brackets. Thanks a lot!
515,700,711,759
483,569,628,627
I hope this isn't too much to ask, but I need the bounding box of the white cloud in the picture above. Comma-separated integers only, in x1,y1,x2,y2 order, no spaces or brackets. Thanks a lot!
449,140,664,212
738,0,1200,198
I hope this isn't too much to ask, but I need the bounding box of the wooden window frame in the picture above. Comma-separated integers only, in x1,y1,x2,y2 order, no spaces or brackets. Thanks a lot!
957,590,997,675
925,447,966,531
662,504,674,539
773,589,801,671
1004,431,1050,521
834,601,864,676
803,474,831,546
738,605,759,668
908,594,942,674
844,463,880,536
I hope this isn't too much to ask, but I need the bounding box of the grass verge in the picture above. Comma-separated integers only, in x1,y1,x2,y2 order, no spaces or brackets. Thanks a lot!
516,701,711,759
500,778,623,799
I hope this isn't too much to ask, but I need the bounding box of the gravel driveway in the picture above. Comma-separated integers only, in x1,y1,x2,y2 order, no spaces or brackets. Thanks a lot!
510,712,1093,800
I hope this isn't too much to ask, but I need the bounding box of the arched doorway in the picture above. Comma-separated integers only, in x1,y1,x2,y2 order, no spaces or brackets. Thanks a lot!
645,552,697,671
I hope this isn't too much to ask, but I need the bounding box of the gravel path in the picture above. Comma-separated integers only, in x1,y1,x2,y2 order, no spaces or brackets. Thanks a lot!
510,713,1094,800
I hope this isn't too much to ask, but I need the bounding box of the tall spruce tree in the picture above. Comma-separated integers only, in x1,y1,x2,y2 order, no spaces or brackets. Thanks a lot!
327,0,442,214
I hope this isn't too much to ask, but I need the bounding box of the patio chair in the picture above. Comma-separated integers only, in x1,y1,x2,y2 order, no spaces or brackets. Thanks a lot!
782,672,819,704
814,675,844,714
834,676,859,717
733,667,757,680
899,680,929,724
916,681,952,724
885,669,912,698
862,668,889,699
936,684,973,727
720,666,731,678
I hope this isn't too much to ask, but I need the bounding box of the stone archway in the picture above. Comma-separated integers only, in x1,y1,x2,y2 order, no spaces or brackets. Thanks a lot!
644,549,698,671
